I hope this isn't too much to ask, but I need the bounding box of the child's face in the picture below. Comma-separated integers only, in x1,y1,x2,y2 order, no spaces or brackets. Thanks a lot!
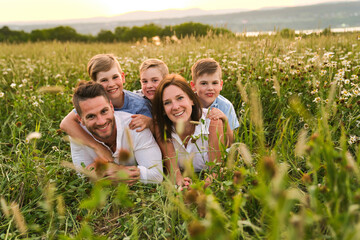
140,67,163,101
191,69,223,108
96,65,125,102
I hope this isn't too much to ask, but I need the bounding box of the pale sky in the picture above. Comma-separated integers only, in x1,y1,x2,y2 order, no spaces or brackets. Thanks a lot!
0,0,357,23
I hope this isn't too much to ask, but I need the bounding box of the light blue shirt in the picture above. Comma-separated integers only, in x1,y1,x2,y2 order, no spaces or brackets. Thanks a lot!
208,95,239,130
120,90,152,117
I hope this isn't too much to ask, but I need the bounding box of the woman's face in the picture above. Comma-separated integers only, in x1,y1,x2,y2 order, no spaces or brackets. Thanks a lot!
162,85,194,124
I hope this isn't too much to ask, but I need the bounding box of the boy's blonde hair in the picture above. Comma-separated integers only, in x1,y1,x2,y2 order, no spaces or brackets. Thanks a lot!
87,54,122,81
191,58,222,82
139,59,169,79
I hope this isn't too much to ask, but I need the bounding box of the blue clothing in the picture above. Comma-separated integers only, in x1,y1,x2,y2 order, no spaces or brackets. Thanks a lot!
209,95,239,130
119,90,152,117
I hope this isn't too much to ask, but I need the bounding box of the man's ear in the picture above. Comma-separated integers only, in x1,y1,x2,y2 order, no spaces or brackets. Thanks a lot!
76,113,83,125
121,72,125,83
109,100,114,112
190,81,196,92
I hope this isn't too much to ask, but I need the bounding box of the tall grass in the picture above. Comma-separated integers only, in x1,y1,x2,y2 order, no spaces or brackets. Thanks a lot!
0,33,360,239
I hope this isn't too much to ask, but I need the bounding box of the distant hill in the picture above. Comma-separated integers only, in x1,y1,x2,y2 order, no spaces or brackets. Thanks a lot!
3,1,360,35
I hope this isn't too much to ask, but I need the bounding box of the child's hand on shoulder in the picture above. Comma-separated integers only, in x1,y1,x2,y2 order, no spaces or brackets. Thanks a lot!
207,108,227,124
130,114,152,132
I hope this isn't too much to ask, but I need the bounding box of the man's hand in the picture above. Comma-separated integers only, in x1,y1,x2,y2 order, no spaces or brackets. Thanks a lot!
129,114,152,132
104,164,140,185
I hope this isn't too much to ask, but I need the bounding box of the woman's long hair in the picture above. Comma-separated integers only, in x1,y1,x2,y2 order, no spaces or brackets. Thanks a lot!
152,74,202,142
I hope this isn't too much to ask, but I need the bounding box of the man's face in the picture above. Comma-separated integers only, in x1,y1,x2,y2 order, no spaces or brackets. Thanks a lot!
96,65,125,103
78,96,115,141
140,67,163,101
191,69,223,108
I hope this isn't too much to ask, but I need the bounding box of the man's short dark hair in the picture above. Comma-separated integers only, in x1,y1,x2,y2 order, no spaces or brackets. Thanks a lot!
72,81,110,116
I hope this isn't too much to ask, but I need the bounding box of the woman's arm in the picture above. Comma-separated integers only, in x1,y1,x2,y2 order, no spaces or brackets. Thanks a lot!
153,125,188,186
60,110,113,162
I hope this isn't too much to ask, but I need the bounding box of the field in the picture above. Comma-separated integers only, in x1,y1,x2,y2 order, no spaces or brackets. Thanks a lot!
1,33,360,239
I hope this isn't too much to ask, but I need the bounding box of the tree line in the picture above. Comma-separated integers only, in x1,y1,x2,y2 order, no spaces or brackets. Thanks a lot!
0,22,232,43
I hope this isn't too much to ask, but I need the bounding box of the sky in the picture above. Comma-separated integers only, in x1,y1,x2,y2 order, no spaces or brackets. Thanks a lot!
0,0,357,23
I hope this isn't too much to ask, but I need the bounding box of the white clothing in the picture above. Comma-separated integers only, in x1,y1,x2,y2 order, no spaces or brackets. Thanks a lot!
171,109,211,172
70,111,163,184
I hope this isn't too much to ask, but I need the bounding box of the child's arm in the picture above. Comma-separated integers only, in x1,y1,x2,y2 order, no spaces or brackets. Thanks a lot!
60,111,114,162
129,114,154,133
207,108,234,146
205,118,224,187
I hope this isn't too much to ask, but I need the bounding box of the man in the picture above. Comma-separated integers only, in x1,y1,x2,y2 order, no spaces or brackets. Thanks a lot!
70,81,163,184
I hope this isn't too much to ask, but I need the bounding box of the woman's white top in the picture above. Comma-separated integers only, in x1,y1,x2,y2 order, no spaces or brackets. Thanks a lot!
171,109,211,172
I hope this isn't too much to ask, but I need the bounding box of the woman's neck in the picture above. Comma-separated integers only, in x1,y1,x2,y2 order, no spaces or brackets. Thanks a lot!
176,121,195,146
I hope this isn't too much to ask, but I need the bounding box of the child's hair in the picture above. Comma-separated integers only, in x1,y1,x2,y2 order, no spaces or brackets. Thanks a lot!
73,81,110,116
139,59,169,79
87,54,122,81
191,58,222,82
152,74,202,141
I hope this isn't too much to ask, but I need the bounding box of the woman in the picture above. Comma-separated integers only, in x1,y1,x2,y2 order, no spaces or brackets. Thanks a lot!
152,74,224,186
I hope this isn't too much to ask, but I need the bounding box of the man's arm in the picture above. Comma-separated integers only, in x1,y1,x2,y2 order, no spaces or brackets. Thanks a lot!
70,138,98,168
132,128,163,184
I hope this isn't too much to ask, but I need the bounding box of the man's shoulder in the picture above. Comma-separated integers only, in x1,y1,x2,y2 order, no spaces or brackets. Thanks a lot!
114,111,133,124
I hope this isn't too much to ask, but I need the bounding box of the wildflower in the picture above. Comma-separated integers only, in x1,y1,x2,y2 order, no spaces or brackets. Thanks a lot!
313,97,321,103
33,101,39,107
350,75,358,81
25,132,42,143
22,79,27,84
348,135,358,145
310,89,318,95
10,83,16,88
304,123,309,129
320,69,327,76
0,92,4,98
341,89,352,97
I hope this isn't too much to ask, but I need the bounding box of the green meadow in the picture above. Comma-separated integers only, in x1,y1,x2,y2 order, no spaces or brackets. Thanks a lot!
1,33,360,239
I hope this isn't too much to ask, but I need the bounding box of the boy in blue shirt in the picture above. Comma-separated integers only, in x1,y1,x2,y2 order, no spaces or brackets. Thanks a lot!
190,58,239,145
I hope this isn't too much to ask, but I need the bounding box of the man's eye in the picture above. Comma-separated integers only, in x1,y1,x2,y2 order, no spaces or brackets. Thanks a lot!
87,115,95,120
113,75,119,79
101,109,108,114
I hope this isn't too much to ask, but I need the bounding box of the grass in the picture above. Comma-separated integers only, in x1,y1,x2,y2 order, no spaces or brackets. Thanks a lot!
0,32,360,239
